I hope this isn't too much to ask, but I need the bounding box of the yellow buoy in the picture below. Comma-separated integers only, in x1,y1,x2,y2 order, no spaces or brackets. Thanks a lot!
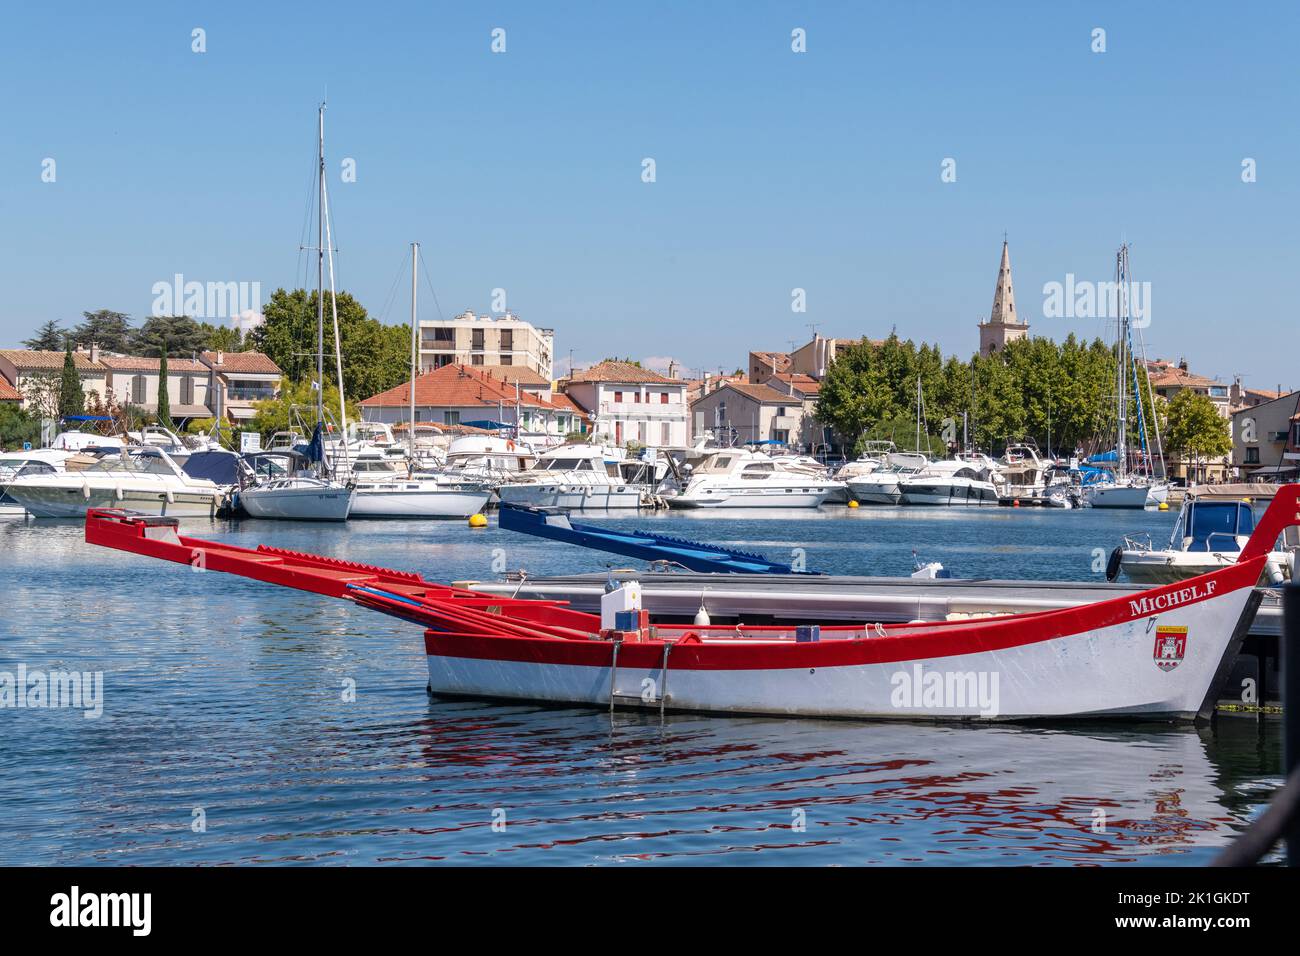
468,513,488,528
847,500,859,509
1158,502,1169,511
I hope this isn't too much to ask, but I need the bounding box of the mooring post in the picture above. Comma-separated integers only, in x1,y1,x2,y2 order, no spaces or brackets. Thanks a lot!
1285,583,1300,867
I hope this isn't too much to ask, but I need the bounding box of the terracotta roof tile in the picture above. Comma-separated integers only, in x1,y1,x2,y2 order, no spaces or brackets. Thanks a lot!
699,382,800,404
99,355,206,372
0,379,22,401
200,351,282,374
0,349,105,371
567,361,678,384
360,364,584,414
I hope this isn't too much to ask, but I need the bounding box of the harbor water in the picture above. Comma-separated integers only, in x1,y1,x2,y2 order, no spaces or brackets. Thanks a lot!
0,506,1284,865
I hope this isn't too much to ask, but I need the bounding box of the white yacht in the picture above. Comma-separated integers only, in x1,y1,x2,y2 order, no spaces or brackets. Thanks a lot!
1114,483,1296,584
3,447,225,518
1085,477,1170,509
349,457,490,519
0,449,77,515
898,454,1003,506
417,435,536,489
845,452,930,505
498,444,644,510
667,448,842,509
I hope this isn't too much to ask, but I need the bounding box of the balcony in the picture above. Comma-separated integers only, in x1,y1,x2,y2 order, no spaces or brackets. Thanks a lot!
225,387,277,403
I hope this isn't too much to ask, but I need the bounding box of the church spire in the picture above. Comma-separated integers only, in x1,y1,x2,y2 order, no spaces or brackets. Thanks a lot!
977,238,1029,356
989,239,1017,326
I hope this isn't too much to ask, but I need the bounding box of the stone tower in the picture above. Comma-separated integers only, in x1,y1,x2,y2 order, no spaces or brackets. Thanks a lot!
978,240,1029,356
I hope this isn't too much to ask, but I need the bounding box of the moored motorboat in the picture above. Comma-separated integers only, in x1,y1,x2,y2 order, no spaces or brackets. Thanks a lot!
82,484,1300,721
5,447,223,518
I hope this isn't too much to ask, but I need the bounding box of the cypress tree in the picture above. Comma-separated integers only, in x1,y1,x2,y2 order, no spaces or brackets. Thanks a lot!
58,341,84,419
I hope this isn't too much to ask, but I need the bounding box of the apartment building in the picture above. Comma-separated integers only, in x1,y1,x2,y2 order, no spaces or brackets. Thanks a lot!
417,311,554,379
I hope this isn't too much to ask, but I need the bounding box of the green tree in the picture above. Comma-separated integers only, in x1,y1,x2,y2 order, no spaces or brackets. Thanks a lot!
0,403,41,449
22,320,65,351
73,310,132,352
156,348,171,427
132,315,207,357
199,322,244,353
58,342,84,418
1164,390,1231,482
250,377,356,438
250,288,409,401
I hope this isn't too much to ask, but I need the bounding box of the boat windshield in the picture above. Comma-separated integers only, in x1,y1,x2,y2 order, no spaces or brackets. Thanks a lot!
536,458,594,471
0,458,57,478
83,454,176,476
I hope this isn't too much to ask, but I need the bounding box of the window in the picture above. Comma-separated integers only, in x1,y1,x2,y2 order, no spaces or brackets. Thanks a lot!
633,392,640,403
471,328,484,350
443,410,460,425
131,374,146,404
500,354,512,366
661,422,670,444
471,354,484,366
1246,448,1260,464
180,376,194,405
659,392,669,404
500,329,513,350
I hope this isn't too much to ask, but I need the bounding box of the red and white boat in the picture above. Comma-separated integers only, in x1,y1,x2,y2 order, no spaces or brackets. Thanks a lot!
83,485,1300,722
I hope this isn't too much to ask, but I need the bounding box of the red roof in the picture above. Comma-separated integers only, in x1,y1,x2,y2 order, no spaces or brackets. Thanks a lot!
360,363,585,413
567,361,679,385
99,355,206,372
0,379,21,401
201,351,282,374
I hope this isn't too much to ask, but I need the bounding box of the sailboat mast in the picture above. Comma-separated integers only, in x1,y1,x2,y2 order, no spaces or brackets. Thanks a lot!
409,242,419,459
1115,244,1128,481
316,103,326,429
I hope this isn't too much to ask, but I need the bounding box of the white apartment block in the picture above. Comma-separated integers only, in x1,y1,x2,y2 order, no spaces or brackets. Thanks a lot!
417,311,554,379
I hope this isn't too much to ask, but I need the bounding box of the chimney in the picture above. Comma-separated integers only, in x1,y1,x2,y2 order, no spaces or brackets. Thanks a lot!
215,350,225,366
89,342,99,364
1178,358,1188,372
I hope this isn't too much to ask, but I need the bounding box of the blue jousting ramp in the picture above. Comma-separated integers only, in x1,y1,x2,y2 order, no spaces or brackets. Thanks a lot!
497,504,823,575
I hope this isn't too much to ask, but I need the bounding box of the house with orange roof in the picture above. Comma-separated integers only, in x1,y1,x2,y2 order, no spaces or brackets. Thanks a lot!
0,379,22,404
559,361,688,448
98,354,214,423
359,363,587,444
199,350,283,424
0,347,108,412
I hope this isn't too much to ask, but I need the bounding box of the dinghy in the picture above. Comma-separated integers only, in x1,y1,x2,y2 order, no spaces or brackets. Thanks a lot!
83,485,1300,722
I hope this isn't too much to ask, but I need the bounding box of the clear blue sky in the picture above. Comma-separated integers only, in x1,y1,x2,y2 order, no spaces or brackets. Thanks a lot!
1,1,1295,388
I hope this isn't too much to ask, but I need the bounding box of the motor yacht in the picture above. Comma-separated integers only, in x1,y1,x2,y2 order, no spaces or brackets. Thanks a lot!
667,448,843,509
348,457,491,519
497,444,644,509
3,447,225,518
844,452,930,505
897,453,1003,506
1114,483,1296,584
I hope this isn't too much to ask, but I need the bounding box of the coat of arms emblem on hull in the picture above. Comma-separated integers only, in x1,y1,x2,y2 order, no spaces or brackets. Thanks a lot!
1153,625,1188,671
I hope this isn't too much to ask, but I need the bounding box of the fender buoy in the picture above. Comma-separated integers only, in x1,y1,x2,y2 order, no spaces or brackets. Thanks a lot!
1105,546,1124,582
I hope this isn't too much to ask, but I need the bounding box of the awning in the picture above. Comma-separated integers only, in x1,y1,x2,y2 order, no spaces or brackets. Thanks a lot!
1246,465,1300,476
227,407,258,420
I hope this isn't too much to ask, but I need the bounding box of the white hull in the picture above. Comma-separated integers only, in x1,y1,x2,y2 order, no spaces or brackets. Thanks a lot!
846,479,903,504
426,580,1251,719
498,484,643,510
668,486,836,509
350,486,490,518
240,486,354,521
5,485,218,518
1088,482,1169,509
899,481,1000,506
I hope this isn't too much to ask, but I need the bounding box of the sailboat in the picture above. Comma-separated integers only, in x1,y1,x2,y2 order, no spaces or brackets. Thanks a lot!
1084,244,1170,509
240,103,354,522
348,242,493,519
